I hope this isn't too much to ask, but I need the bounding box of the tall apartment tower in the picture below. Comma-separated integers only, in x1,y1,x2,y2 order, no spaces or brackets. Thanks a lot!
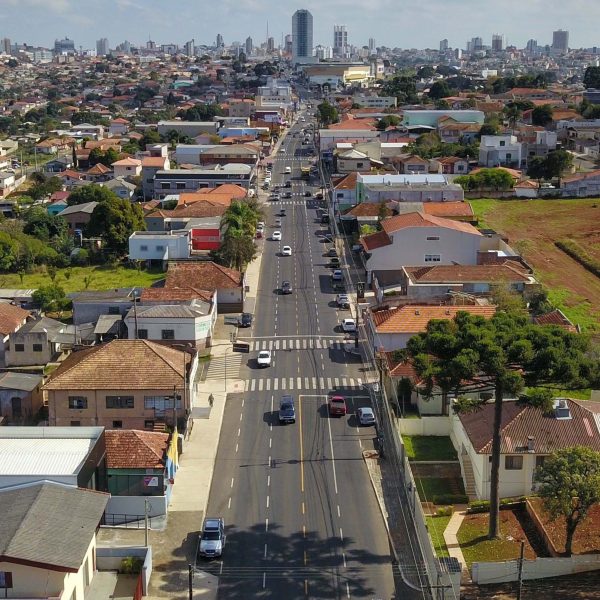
184,39,195,57
292,9,313,64
216,33,224,48
267,37,275,52
552,29,569,53
491,34,505,52
245,36,253,56
333,25,348,57
439,39,449,52
1,38,12,55
284,34,293,55
96,38,109,56
368,37,376,53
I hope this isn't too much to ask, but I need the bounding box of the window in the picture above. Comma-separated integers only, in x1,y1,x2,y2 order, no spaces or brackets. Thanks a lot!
176,182,186,190
14,344,24,352
356,162,364,168
0,572,13,588
106,396,134,409
108,306,120,315
112,420,123,428
506,153,512,160
161,329,175,340
71,421,81,426
424,254,441,263
161,182,170,190
156,245,165,251
144,420,155,429
426,236,440,241
138,329,148,339
499,140,506,147
144,396,182,411
32,343,43,352
68,396,88,409
535,456,546,469
505,455,523,470
140,244,148,251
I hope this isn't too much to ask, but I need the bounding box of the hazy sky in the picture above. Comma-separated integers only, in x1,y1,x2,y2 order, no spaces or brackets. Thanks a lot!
2,0,599,51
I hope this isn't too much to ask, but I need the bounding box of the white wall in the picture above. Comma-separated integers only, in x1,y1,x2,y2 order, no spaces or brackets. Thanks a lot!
398,416,451,436
106,494,168,521
129,233,190,261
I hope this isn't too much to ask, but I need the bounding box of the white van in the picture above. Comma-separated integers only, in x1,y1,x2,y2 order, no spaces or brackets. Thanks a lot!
285,166,291,174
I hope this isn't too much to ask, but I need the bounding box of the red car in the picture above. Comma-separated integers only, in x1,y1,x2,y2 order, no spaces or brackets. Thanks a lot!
328,395,347,417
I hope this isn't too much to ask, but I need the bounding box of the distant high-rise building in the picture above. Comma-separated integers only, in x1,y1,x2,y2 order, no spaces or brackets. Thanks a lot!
147,39,156,50
284,34,293,55
315,45,333,61
552,29,569,53
1,38,11,55
471,36,483,51
526,39,538,53
96,38,109,56
368,37,376,53
245,36,253,56
267,37,275,52
439,39,448,52
292,9,313,64
333,25,348,57
216,33,224,48
184,39,195,57
54,37,75,55
117,40,131,54
491,34,505,52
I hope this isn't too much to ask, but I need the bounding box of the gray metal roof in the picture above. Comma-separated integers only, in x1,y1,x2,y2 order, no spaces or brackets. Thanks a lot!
0,372,42,392
0,482,108,571
129,304,208,319
58,201,98,216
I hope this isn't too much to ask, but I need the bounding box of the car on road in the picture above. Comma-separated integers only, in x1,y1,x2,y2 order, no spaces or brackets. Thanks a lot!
331,269,343,281
272,231,282,241
281,280,292,294
285,166,291,173
284,181,291,188
328,395,347,416
326,247,337,257
315,192,324,200
257,350,272,367
357,407,376,426
304,191,312,197
239,313,253,327
198,517,226,558
328,257,341,268
281,245,292,256
279,208,286,216
269,194,279,202
336,294,350,309
342,318,356,332
257,221,265,229
279,395,296,424
275,217,282,227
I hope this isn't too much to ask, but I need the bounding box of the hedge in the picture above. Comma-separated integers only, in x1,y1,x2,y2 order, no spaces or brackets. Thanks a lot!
432,494,469,505
467,497,526,514
555,239,600,279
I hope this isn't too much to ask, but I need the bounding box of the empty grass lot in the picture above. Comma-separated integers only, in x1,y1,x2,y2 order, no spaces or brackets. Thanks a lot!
0,265,165,293
426,515,451,558
403,435,458,461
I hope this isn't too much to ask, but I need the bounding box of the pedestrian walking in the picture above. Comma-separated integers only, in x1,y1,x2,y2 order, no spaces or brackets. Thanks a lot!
208,394,214,408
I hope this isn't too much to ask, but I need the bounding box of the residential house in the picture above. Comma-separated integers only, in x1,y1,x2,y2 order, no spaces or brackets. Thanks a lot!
166,261,245,313
534,309,578,332
0,482,109,600
356,173,463,204
437,120,480,144
402,110,485,128
228,98,255,118
105,429,178,521
157,120,219,137
44,156,74,173
129,230,191,263
58,168,85,188
44,339,198,430
0,303,30,366
108,117,131,136
433,156,469,175
331,172,358,211
334,148,377,173
125,298,217,349
111,157,141,178
0,372,43,422
103,176,136,200
85,162,112,182
514,179,541,198
0,172,17,198
560,169,600,197
58,201,98,234
451,398,600,500
391,153,430,174
361,212,483,283
421,201,475,221
70,123,104,139
176,184,246,208
144,201,227,232
478,135,522,168
141,156,170,200
71,288,137,326
5,316,72,368
197,144,260,168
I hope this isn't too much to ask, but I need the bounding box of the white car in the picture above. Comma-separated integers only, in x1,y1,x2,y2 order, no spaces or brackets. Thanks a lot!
272,231,282,241
342,318,356,332
257,221,265,229
281,246,292,256
257,350,272,367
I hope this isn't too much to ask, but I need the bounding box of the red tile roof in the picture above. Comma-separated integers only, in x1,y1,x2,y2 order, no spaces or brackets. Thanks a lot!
0,304,30,336
534,309,577,332
360,230,391,251
332,172,358,191
380,212,481,236
166,261,242,290
140,287,214,304
105,430,169,469
422,202,474,219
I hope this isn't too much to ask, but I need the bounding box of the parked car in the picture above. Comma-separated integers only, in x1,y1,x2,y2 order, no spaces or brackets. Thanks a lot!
282,246,292,256
279,395,296,424
336,294,350,309
272,231,282,241
331,270,343,281
328,257,340,268
279,208,286,216
304,191,312,197
284,191,292,198
326,247,337,257
281,280,292,294
239,313,253,327
275,218,282,227
342,318,356,332
257,350,272,367
198,517,226,558
357,407,376,426
328,395,347,416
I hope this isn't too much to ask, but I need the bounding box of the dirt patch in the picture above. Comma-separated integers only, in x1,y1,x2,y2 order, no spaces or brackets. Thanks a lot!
528,497,600,555
478,199,600,329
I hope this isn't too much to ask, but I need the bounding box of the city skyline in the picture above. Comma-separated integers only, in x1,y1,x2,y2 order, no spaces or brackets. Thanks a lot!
3,0,600,51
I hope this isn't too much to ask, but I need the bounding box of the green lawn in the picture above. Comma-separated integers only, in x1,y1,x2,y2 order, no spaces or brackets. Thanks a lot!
0,265,165,293
414,477,464,501
426,515,451,558
403,436,458,461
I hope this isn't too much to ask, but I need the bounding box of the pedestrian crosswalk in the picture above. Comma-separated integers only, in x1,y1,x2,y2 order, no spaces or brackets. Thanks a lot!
239,338,351,351
245,376,364,393
204,353,243,381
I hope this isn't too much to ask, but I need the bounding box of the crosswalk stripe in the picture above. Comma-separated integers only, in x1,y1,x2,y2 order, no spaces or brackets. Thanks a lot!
282,339,287,350
334,378,340,387
275,340,280,350
274,378,279,391
327,377,332,389
305,377,309,388
312,377,317,389
302,339,307,350
297,377,302,388
250,380,256,392
259,379,264,391
266,379,271,391
319,377,325,389
289,378,294,390
243,377,365,391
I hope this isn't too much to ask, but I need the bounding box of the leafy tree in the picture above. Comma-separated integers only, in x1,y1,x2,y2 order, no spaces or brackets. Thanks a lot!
536,446,600,556
428,80,452,100
317,101,339,126
455,168,514,191
479,123,499,137
140,130,161,148
583,66,600,89
582,104,600,119
71,111,108,126
416,66,435,79
88,147,119,167
67,184,121,206
220,200,261,237
527,156,547,183
407,312,597,540
544,150,573,183
380,76,418,104
180,104,223,122
435,99,450,110
503,103,523,131
376,115,401,131
85,197,145,255
23,206,69,241
0,232,19,271
532,104,553,127
32,283,71,314
213,229,257,271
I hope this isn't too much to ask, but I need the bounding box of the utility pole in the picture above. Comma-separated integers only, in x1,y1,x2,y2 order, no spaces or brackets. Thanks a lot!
516,540,525,600
144,498,149,547
188,563,193,600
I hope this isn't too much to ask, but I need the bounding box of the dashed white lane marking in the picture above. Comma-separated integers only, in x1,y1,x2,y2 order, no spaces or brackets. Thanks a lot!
231,478,235,488
228,497,231,509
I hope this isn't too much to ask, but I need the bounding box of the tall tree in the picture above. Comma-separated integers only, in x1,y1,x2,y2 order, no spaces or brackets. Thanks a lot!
503,103,523,132
532,104,554,127
67,184,120,206
317,101,339,126
407,311,597,540
544,150,573,184
536,446,600,556
428,80,452,100
583,66,600,89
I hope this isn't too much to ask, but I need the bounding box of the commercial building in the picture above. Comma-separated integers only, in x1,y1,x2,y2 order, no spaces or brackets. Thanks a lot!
333,25,348,57
491,34,505,52
552,29,569,53
96,38,109,56
292,9,313,64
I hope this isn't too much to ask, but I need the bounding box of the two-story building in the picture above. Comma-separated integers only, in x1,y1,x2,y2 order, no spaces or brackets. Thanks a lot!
478,135,523,168
141,156,171,200
111,157,142,179
153,165,253,198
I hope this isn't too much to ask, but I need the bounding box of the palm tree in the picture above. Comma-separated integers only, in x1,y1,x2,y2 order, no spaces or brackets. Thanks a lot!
220,200,260,238
503,104,522,133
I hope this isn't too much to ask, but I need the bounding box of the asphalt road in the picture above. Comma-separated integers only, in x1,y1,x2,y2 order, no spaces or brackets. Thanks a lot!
202,107,422,599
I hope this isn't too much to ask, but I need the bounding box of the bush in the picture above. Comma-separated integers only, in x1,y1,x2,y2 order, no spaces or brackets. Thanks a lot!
436,506,453,517
432,494,469,505
556,239,600,279
70,248,89,266
467,496,526,513
120,556,143,574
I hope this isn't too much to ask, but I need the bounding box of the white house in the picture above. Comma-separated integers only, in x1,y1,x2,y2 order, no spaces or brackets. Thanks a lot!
103,176,137,200
0,172,17,198
111,157,141,179
108,118,131,136
129,230,191,263
361,212,483,283
125,300,217,349
478,134,523,168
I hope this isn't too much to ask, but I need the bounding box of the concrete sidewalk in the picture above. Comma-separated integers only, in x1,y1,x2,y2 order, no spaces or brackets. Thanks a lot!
443,509,470,583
